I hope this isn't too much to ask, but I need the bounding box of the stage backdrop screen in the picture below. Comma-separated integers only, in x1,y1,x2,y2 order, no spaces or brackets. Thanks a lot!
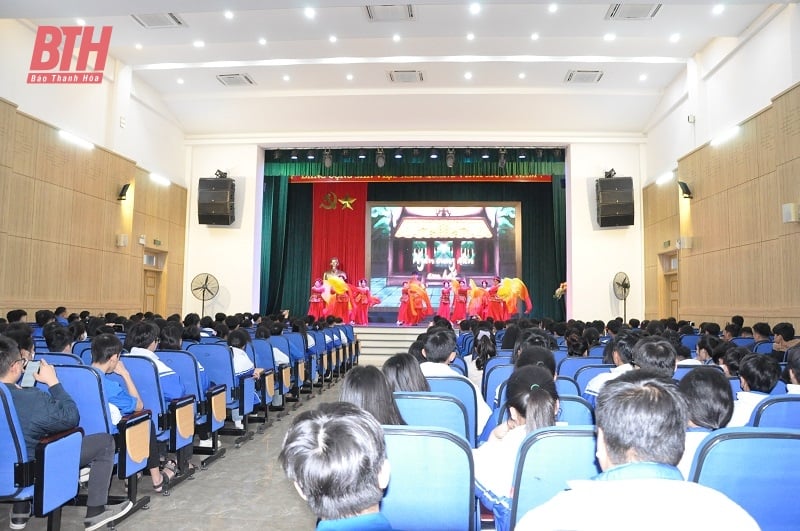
366,202,521,315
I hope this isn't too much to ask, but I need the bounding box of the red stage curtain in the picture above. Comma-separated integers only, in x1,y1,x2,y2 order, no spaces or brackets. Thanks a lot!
311,182,367,284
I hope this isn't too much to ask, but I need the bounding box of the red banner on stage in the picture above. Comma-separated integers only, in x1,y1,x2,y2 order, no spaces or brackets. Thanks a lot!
290,174,551,183
311,182,367,286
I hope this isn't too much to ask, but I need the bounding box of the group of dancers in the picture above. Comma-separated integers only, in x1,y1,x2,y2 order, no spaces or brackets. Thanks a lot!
307,257,533,326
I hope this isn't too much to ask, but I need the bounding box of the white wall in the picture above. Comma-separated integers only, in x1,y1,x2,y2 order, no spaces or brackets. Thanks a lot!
182,144,264,315
566,143,645,322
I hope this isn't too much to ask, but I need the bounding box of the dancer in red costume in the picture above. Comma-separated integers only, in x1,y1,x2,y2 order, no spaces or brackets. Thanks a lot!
307,278,326,320
467,280,489,319
325,275,352,321
486,276,508,321
352,279,380,325
396,281,410,326
404,273,433,326
437,281,452,319
450,278,468,323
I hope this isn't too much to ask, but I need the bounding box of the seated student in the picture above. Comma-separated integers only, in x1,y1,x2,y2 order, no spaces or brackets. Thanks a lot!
772,322,799,361
158,321,209,392
469,329,496,389
340,366,405,425
0,336,133,530
473,366,558,529
54,306,69,327
727,353,782,427
279,402,393,531
630,337,677,379
715,346,748,378
517,371,759,530
33,310,55,338
91,333,176,492
676,368,734,479
3,322,36,363
43,322,73,353
514,346,557,376
6,309,28,324
695,335,722,365
406,340,426,364
751,322,772,348
253,325,291,366
382,353,430,393
226,329,266,428
583,330,643,406
419,328,492,433
123,321,185,402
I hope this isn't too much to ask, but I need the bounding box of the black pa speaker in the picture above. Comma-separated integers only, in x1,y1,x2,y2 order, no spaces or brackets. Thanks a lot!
596,177,634,227
198,177,235,225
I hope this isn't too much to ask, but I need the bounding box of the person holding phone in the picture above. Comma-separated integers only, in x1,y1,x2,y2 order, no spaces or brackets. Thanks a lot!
0,336,132,530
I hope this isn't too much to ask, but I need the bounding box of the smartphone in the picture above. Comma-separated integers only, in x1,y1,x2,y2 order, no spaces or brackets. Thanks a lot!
20,360,41,388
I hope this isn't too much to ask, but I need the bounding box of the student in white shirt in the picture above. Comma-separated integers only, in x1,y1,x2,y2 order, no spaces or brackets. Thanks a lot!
727,353,782,427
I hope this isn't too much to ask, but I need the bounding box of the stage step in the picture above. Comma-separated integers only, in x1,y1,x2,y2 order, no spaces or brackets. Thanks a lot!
354,325,424,366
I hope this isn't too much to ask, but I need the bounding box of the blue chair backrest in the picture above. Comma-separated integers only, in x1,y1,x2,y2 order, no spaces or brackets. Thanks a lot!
484,363,514,407
483,356,510,380
382,426,476,531
731,337,755,348
753,341,773,354
557,396,595,425
33,337,49,352
587,344,605,358
675,365,724,382
51,365,113,435
0,383,33,499
307,330,327,356
573,364,614,395
450,356,468,377
199,336,223,344
771,380,787,395
511,426,601,529
284,332,308,361
267,335,292,362
181,339,198,350
187,343,235,400
117,356,168,435
557,356,604,380
393,392,469,442
729,377,743,396
552,349,568,368
680,334,701,351
427,376,477,447
497,349,513,358
71,339,93,364
555,376,580,397
157,350,202,402
750,396,800,428
35,352,82,365
688,427,800,530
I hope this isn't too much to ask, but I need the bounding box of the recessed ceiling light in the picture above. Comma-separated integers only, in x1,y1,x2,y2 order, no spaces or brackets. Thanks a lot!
464,72,473,80
712,4,725,16
603,33,616,42
258,37,267,46
282,74,290,82
469,3,481,15
329,35,337,43
392,34,401,43
669,33,681,43
193,40,205,48
639,74,648,82
304,7,316,19
530,32,540,41
177,78,184,85
346,74,353,81
518,73,526,79
548,4,558,14
76,18,86,26
466,33,475,41
224,11,234,20
134,43,143,50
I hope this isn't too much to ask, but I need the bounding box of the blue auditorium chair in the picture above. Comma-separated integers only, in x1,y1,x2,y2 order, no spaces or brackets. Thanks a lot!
573,364,614,396
71,339,92,365
680,334,701,351
732,337,755,349
393,392,469,443
483,363,514,407
0,383,83,530
450,355,468,377
35,352,83,365
752,341,773,354
749,396,800,428
382,426,477,531
509,426,600,530
242,341,276,427
556,356,604,380
557,396,595,425
688,427,800,530
426,376,478,447
554,376,580,397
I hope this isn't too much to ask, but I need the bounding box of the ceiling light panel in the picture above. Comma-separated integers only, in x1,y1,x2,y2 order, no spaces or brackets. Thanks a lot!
131,12,187,29
605,4,663,20
365,4,415,21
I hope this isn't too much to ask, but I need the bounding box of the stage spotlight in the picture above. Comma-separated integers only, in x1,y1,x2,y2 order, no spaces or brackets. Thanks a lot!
604,168,616,178
678,181,693,199
376,149,386,168
445,149,456,169
357,149,367,160
429,148,439,159
290,150,299,160
534,148,543,160
481,149,490,159
323,149,333,168
394,148,403,159
517,149,527,159
306,150,316,160
214,169,228,178
498,149,507,170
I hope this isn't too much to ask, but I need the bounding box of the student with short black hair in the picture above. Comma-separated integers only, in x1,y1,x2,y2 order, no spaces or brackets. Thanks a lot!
382,353,429,393
280,402,393,530
340,366,405,426
43,322,73,353
727,353,782,427
6,309,27,323
631,337,677,379
772,322,799,360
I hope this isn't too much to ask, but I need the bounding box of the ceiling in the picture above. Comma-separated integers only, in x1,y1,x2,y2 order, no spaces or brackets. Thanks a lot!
1,1,785,139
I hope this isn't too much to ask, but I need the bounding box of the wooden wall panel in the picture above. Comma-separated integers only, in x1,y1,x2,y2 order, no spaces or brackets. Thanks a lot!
778,232,800,322
170,186,187,226
34,125,70,189
727,179,763,248
65,246,103,304
133,170,149,215
13,114,37,178
32,180,74,243
703,250,732,314
778,158,800,237
70,193,105,249
5,171,35,238
678,254,702,314
644,265,658,319
4,235,32,301
143,216,170,251
28,240,67,302
756,108,776,177
690,192,730,253
105,154,136,203
757,171,782,241
728,119,759,187
0,99,18,168
0,165,9,234
169,222,186,265
773,83,800,165
728,243,765,315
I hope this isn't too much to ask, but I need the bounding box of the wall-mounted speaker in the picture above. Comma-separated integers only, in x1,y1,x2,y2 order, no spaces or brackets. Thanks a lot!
596,176,634,227
198,177,235,225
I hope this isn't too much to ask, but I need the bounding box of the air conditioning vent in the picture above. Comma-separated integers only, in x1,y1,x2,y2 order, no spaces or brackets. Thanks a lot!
565,70,604,83
366,4,415,21
216,73,257,87
131,12,187,29
605,4,662,20
388,70,424,83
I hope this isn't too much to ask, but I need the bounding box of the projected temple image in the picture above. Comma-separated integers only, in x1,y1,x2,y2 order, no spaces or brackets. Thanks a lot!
368,203,521,319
